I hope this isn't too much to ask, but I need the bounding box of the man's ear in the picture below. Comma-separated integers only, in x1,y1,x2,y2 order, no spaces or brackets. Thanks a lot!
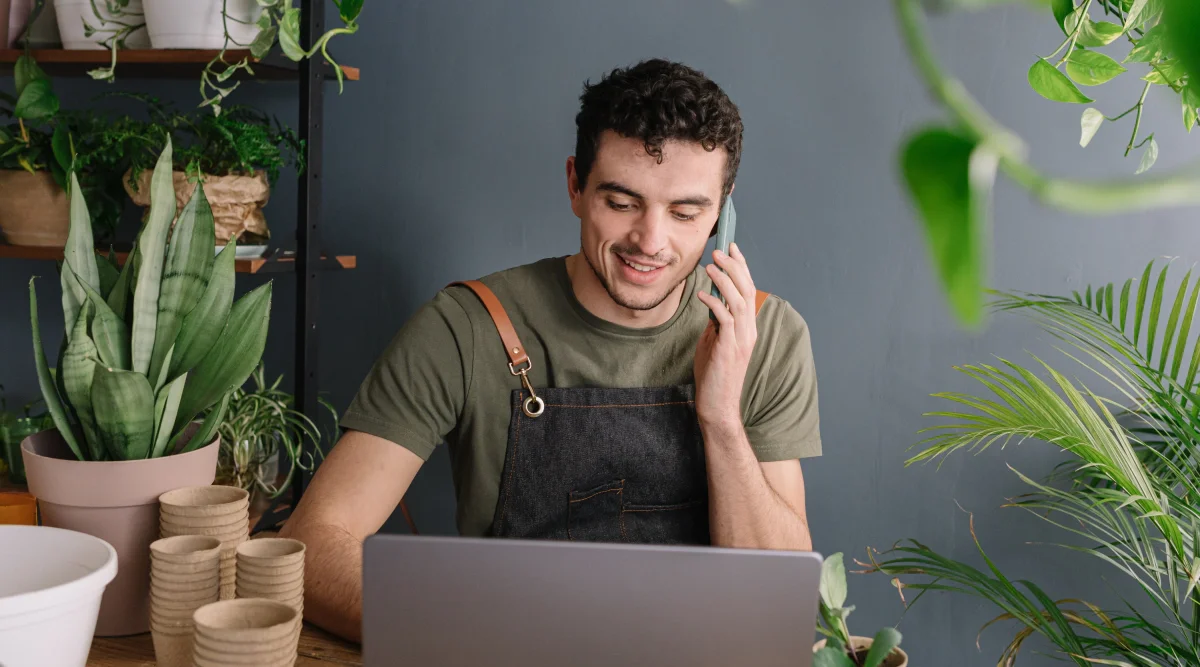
567,156,584,218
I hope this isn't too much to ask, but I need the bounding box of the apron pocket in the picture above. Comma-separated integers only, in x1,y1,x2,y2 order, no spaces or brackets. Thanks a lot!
567,480,625,542
622,499,709,545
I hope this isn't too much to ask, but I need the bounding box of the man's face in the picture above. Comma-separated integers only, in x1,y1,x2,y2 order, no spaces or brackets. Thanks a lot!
568,131,728,312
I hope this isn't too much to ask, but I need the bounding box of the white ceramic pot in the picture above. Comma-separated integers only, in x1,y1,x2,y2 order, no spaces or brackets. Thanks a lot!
143,0,259,49
54,0,149,49
0,525,118,667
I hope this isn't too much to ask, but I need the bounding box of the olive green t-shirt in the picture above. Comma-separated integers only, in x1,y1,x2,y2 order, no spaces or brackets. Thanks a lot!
341,256,822,536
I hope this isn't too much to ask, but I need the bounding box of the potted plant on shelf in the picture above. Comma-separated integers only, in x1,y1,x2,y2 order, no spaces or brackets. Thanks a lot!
123,99,303,256
21,136,272,636
814,553,906,667
0,52,69,246
213,362,336,502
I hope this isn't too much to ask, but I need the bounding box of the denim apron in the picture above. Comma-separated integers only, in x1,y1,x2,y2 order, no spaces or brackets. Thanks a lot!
451,280,768,546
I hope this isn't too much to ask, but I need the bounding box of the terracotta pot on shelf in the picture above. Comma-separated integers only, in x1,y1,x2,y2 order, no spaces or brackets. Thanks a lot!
0,170,69,247
20,426,220,636
813,636,908,667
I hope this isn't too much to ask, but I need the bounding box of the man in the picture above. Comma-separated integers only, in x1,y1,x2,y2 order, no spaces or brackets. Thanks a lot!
280,59,822,642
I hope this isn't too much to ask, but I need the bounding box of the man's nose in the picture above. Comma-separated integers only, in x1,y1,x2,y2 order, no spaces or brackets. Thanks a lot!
627,209,670,258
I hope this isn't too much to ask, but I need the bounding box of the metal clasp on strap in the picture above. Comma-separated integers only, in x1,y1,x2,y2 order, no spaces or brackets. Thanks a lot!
509,359,544,418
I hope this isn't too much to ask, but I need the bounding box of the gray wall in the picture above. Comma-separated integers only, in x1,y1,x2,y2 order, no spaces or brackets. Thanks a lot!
3,1,1198,663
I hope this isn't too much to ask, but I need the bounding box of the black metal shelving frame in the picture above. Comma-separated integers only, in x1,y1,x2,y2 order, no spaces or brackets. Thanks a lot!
0,0,347,532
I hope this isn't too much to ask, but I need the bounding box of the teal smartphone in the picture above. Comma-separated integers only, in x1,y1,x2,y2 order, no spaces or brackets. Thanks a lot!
709,197,736,323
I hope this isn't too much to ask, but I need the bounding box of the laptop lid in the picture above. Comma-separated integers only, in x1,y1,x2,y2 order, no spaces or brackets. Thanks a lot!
363,535,823,667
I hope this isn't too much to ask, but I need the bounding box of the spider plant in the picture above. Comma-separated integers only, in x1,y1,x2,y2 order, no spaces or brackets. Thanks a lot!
864,258,1200,665
213,363,336,499
29,136,273,461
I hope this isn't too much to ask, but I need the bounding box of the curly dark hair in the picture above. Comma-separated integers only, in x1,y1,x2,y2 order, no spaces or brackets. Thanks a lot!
573,59,744,208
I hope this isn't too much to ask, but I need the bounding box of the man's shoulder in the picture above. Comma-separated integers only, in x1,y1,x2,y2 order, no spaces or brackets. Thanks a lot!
434,256,568,326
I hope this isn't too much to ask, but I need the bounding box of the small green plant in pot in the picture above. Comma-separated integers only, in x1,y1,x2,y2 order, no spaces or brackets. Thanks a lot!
20,136,272,636
815,553,907,667
214,362,336,500
0,386,53,485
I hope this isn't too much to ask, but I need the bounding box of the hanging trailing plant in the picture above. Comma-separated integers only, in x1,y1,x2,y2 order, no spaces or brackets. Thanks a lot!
198,0,364,113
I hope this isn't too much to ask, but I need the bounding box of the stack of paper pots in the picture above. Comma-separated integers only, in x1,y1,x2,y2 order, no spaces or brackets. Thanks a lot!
158,486,250,600
236,538,306,613
149,535,221,667
192,598,301,667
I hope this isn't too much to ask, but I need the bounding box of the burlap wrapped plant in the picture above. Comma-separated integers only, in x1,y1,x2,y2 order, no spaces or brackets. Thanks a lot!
124,169,270,245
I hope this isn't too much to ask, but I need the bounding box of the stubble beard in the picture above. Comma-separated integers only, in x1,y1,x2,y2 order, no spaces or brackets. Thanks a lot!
582,242,702,312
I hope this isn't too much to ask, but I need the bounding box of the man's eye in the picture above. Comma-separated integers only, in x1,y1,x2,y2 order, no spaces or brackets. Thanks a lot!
607,200,632,211
673,211,698,221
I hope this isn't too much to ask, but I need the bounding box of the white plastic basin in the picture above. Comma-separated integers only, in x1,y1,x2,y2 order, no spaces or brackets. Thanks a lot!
0,525,118,667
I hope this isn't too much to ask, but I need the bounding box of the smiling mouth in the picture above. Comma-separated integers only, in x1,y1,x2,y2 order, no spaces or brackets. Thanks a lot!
619,256,665,273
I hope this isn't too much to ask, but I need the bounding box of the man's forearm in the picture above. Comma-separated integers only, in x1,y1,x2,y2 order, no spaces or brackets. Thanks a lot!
279,520,365,642
701,419,812,551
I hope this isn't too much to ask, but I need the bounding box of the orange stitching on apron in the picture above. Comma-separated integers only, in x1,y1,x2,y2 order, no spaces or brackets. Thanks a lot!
543,401,694,409
568,486,623,504
497,405,521,534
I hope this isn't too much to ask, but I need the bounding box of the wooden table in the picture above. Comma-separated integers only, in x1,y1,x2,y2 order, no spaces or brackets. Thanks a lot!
87,624,362,666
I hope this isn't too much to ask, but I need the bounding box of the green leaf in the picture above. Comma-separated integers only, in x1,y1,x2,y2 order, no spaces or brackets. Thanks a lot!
14,79,59,121
337,0,363,23
61,173,99,334
277,8,305,61
91,365,155,461
1079,19,1126,47
1066,49,1127,85
177,390,229,454
107,245,135,320
79,280,130,370
862,627,903,667
249,25,277,59
820,553,848,610
97,252,119,299
1124,0,1151,29
151,371,188,458
170,240,236,378
51,125,72,174
148,184,214,386
1028,58,1094,103
1165,0,1200,85
13,54,50,98
1185,102,1197,133
1143,59,1187,85
1136,137,1159,174
131,139,177,376
173,282,273,434
902,127,990,327
1053,0,1076,33
1080,108,1105,146
1125,24,1166,62
61,300,104,461
813,647,857,667
29,278,85,461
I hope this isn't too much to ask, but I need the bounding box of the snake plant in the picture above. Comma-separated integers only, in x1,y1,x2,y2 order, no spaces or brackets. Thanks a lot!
28,138,272,461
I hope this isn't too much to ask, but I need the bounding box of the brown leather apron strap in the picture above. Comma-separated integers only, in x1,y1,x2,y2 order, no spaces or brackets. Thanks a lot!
449,280,531,371
755,289,770,314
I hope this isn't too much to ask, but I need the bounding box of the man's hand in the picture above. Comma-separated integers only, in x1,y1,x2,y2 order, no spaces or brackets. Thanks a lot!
694,241,758,428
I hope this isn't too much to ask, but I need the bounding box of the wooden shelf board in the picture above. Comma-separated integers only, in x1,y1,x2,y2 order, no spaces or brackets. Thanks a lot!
0,48,359,81
0,244,356,274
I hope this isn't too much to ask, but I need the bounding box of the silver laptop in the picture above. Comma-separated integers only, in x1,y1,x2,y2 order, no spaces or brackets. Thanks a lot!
362,534,823,667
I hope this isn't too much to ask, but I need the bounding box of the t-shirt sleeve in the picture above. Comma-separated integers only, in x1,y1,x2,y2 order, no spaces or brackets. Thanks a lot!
340,289,473,461
742,298,822,462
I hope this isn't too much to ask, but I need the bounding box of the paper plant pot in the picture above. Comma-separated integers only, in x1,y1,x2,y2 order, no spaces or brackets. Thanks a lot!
159,511,250,529
125,169,271,244
236,559,303,577
152,627,194,667
21,427,219,636
159,485,249,517
235,538,306,566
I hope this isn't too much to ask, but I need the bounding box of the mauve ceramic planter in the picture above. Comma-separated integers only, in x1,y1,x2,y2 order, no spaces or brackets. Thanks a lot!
21,427,220,637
